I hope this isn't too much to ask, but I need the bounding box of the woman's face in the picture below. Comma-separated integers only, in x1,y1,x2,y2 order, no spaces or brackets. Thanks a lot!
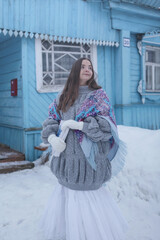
79,60,93,86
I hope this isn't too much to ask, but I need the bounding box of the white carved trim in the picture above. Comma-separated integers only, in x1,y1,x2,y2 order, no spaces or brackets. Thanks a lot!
137,79,142,94
0,28,119,47
137,41,142,55
143,40,160,45
144,30,160,38
142,97,145,104
35,39,43,93
137,79,145,104
35,39,98,93
91,45,98,81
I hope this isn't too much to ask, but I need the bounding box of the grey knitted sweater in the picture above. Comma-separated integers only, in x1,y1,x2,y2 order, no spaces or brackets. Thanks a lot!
41,86,113,191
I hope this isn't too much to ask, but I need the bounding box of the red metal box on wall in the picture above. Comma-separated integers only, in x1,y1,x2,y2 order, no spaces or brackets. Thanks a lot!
11,79,17,96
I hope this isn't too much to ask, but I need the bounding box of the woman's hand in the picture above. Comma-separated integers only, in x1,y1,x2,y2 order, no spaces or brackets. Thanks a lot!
61,120,83,131
48,134,66,153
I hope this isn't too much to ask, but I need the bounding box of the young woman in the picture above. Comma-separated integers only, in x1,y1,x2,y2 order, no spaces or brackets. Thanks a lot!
41,58,128,240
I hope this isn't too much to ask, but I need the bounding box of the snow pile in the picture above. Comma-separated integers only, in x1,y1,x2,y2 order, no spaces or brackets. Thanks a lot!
107,126,160,240
0,126,160,240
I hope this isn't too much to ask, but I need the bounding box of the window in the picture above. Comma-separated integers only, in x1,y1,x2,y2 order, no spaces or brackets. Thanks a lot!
145,46,160,92
137,33,160,104
35,39,97,93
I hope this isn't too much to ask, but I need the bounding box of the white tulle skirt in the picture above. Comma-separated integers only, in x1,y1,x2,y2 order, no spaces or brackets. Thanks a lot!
40,183,128,240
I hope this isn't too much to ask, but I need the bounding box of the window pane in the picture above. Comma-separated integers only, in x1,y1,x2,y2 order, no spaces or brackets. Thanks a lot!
146,49,160,64
55,55,77,71
55,79,67,85
55,72,69,79
146,65,152,90
146,50,155,63
155,50,160,64
48,53,52,71
43,74,52,85
54,41,78,46
42,53,47,71
55,72,69,85
54,42,81,52
54,46,81,52
41,40,92,88
83,44,90,52
42,40,51,50
155,67,160,90
82,53,91,58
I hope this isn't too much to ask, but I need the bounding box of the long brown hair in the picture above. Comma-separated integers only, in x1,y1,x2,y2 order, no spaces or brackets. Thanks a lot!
57,57,101,112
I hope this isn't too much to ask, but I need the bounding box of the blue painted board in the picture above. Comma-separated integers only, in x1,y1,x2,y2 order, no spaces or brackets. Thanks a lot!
0,0,118,42
0,37,23,127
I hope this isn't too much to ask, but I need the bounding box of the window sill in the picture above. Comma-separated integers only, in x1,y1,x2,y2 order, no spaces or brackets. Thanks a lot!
36,85,64,93
145,90,160,93
137,80,160,103
138,93,160,104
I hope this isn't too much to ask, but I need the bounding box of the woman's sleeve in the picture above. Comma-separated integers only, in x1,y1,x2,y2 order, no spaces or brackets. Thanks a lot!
81,116,112,142
41,118,59,144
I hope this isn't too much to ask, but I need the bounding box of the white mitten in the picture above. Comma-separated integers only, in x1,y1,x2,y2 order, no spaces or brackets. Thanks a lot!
48,134,66,153
61,120,83,132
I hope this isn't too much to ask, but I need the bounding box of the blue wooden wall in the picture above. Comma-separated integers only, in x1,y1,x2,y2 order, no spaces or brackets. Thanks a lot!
24,130,42,161
115,104,160,129
110,1,160,33
115,33,160,129
20,38,56,160
0,36,25,152
129,34,160,129
22,38,56,129
0,125,24,152
0,0,118,43
97,45,115,105
0,36,23,127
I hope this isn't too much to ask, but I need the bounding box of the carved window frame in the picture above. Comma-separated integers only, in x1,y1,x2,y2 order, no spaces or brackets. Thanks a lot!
137,41,160,103
35,39,97,93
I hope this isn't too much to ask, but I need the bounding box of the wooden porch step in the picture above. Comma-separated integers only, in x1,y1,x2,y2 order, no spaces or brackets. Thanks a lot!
0,161,34,174
0,144,25,163
0,144,34,174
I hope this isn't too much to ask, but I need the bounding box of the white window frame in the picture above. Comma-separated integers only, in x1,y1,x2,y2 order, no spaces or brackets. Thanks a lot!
35,39,97,93
145,46,160,93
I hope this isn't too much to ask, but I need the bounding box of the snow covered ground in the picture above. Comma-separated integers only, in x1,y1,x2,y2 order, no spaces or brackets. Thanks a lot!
0,125,160,240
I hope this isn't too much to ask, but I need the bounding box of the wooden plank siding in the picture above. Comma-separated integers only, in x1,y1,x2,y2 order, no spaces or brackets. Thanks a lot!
23,38,57,128
129,34,160,130
0,125,24,152
0,0,118,43
97,45,115,105
0,36,24,152
115,0,160,10
110,1,160,33
24,130,42,161
0,37,23,127
115,33,160,129
21,38,57,160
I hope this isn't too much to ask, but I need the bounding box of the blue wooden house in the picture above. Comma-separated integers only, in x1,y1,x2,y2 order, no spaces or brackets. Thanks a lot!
0,0,160,161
